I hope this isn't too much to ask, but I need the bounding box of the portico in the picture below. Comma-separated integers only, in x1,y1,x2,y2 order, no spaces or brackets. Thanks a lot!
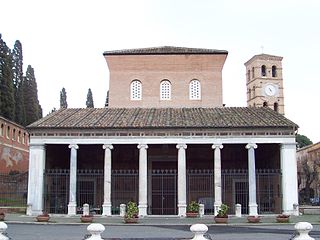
27,107,298,217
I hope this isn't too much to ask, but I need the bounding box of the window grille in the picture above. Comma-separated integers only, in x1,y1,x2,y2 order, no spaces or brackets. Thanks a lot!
130,80,142,100
160,80,171,100
189,79,201,100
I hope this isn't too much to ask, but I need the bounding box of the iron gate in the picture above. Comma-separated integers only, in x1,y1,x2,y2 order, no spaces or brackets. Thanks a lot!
151,169,177,215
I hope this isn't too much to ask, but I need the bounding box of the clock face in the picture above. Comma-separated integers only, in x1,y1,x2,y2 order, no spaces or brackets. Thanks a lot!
264,84,277,96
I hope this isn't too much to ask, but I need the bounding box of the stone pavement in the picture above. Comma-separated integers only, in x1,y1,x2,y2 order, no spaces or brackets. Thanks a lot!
2,214,320,240
2,213,320,226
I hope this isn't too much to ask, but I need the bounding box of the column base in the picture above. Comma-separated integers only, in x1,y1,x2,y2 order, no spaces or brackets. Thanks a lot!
178,204,187,217
138,204,148,217
248,203,258,216
68,202,77,216
214,203,221,216
102,203,112,216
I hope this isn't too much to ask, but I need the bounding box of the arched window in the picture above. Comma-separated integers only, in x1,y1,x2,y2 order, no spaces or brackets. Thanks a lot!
248,88,252,99
130,80,142,100
6,126,10,138
12,128,16,140
22,132,26,144
263,101,268,107
261,65,266,77
252,67,255,78
0,124,3,136
272,65,277,77
247,70,251,81
160,80,171,100
189,79,201,100
274,102,279,112
252,86,256,98
18,130,21,142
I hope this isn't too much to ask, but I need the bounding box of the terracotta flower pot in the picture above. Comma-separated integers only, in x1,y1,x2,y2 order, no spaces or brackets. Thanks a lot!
247,216,261,223
214,216,228,224
186,212,199,218
276,216,289,223
36,215,50,222
80,215,94,223
124,217,138,223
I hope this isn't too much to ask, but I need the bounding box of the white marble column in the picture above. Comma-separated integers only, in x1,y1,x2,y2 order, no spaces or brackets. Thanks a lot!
102,144,113,216
27,144,46,216
68,144,79,216
246,143,258,216
281,143,298,214
176,143,187,217
138,144,148,216
212,144,223,216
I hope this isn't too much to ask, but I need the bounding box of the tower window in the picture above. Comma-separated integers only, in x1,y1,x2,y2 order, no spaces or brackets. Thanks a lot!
252,67,255,78
160,80,171,100
6,126,10,138
247,70,251,81
274,102,279,112
263,101,268,107
261,65,266,77
272,65,277,77
189,79,201,100
252,86,256,98
130,80,142,100
0,124,3,136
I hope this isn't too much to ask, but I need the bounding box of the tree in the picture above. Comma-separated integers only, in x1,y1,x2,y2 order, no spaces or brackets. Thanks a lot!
23,65,42,125
12,40,26,124
296,134,313,149
86,88,94,108
60,87,68,108
104,90,109,107
0,34,15,120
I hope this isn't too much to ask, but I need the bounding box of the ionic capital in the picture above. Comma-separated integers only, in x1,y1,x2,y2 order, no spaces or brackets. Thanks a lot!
246,143,257,150
103,144,113,150
68,144,79,150
176,144,187,150
212,144,223,150
137,144,148,149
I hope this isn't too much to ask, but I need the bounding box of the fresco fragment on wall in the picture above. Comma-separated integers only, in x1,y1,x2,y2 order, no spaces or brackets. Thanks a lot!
0,146,29,173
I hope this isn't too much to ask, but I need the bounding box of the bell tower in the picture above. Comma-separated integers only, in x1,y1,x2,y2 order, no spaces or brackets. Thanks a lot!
244,54,285,114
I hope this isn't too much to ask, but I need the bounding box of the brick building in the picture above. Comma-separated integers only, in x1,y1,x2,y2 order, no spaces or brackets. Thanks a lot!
26,46,298,217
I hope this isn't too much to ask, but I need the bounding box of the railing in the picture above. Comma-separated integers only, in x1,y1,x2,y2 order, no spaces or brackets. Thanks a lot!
0,172,28,207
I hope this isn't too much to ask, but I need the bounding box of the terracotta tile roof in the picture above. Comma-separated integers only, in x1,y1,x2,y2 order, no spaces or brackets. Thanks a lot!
103,46,228,56
27,107,298,130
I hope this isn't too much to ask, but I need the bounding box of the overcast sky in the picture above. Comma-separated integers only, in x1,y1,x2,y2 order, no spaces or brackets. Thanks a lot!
0,0,319,142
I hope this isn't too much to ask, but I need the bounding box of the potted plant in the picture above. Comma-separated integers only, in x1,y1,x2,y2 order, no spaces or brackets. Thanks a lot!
214,204,229,223
186,201,200,218
0,211,5,221
36,212,50,222
80,213,94,223
276,214,290,223
247,215,261,223
124,201,139,223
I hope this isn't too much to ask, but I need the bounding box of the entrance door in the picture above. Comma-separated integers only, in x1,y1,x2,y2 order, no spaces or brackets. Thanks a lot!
234,180,249,214
151,169,177,215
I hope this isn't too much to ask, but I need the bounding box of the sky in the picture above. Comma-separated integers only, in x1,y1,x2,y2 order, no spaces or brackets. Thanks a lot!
0,0,319,143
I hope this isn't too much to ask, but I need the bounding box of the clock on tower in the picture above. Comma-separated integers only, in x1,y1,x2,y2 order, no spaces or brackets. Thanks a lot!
244,54,285,114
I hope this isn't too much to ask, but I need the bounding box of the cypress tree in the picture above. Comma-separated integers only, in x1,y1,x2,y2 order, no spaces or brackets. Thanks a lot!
23,65,42,125
0,34,15,120
12,40,26,124
86,88,94,108
104,90,109,107
60,87,68,108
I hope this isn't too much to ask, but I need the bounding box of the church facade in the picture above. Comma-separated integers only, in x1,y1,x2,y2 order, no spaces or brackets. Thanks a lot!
26,47,298,217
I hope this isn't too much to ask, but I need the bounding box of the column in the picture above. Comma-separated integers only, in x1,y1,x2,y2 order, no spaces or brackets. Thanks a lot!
246,143,258,216
138,144,148,217
27,144,45,216
212,144,223,216
176,143,187,217
68,144,79,216
102,144,113,216
281,143,298,214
